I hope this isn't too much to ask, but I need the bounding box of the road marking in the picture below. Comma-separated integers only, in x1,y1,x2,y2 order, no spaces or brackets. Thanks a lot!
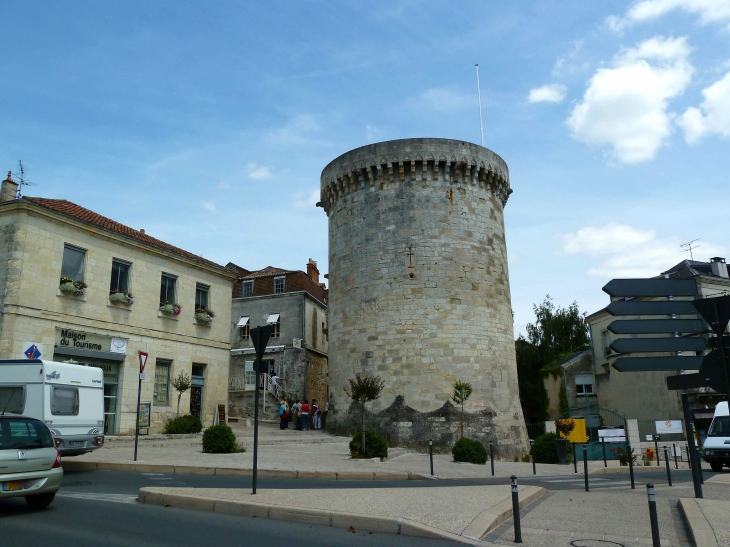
141,473,166,476
541,478,610,483
148,477,176,481
57,492,138,504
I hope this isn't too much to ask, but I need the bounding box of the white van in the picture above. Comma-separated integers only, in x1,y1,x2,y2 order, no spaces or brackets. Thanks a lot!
702,401,730,472
0,359,105,456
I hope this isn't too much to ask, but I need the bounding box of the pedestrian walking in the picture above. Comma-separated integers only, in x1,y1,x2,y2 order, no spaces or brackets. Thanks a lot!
311,399,321,430
301,399,311,430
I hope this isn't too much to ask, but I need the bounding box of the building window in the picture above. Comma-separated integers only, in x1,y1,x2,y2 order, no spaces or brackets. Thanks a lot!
154,361,171,405
575,374,594,396
61,244,86,282
274,276,285,294
195,283,210,309
267,313,280,338
110,259,131,294
242,280,254,298
0,386,25,414
51,386,79,415
160,274,177,304
237,316,250,339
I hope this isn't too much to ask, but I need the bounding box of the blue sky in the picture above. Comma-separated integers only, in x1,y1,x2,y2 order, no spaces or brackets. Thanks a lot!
2,1,729,336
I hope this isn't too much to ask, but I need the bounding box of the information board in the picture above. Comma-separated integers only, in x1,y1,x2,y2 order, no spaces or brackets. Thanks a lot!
138,402,151,428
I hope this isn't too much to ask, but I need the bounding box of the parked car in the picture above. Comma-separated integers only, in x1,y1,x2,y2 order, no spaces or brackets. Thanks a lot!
0,359,105,456
702,401,730,472
0,415,63,508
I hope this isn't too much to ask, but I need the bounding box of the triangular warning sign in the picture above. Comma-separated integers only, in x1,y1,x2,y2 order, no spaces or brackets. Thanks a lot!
692,295,730,335
138,351,149,373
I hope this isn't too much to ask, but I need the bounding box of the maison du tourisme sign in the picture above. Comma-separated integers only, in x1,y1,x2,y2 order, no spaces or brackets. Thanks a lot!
55,328,111,352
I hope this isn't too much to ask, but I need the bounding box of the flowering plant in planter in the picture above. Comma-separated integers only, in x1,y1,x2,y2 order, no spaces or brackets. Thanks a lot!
60,277,87,297
160,302,182,316
194,307,215,324
109,289,134,306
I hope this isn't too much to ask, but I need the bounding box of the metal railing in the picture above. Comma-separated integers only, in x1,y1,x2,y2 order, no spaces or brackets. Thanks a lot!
228,374,288,400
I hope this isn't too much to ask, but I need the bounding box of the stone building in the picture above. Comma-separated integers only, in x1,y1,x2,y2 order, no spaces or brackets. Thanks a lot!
0,173,236,434
227,259,328,418
319,138,529,456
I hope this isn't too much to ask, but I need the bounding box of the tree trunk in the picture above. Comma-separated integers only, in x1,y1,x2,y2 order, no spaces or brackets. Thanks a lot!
177,392,182,418
361,401,366,458
461,401,464,438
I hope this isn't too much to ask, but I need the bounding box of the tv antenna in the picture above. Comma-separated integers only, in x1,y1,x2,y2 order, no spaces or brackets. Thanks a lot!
680,238,700,261
11,161,37,199
475,64,484,147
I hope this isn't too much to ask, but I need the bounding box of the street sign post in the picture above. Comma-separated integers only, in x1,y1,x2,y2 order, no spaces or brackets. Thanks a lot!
607,319,704,335
692,296,730,403
610,338,706,353
612,356,704,372
249,324,273,495
134,351,149,462
603,279,699,298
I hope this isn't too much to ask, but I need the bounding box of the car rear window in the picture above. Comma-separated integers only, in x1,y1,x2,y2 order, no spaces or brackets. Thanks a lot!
0,386,25,414
0,419,54,450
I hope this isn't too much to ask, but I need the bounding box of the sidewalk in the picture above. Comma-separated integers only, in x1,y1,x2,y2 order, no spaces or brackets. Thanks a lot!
69,422,656,480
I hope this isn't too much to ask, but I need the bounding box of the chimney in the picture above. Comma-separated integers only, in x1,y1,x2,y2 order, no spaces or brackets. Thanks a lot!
1,171,18,202
710,257,728,279
307,258,319,284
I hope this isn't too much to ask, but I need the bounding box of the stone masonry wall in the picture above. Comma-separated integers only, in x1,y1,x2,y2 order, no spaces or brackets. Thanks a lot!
320,138,528,457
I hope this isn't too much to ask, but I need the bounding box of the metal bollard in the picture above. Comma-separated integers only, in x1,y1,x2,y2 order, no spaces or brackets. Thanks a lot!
583,444,589,492
627,444,635,489
530,440,536,475
602,437,607,467
510,475,522,543
429,439,434,476
686,443,692,470
573,443,578,474
654,436,660,466
490,441,495,477
646,484,661,547
673,443,678,470
663,446,672,486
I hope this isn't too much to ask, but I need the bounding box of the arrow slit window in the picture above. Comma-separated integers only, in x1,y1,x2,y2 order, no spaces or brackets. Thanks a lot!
61,244,86,282
575,374,594,395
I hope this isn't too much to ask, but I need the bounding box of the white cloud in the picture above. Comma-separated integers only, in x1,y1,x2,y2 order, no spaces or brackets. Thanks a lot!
246,163,273,180
203,202,216,212
552,40,585,77
566,36,693,164
365,124,381,141
291,188,320,210
413,88,475,113
678,70,730,144
561,223,725,278
264,114,323,146
528,84,567,103
607,0,730,33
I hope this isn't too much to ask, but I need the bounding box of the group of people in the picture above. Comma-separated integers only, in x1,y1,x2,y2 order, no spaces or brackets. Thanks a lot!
278,398,328,431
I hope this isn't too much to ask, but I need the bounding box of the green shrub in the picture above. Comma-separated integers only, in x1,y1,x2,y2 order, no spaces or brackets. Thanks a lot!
452,437,488,464
164,415,203,434
202,424,244,453
533,433,559,464
349,430,388,459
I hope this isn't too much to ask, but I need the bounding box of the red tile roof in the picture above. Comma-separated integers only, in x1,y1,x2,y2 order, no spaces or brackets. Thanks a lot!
239,266,295,280
23,197,234,275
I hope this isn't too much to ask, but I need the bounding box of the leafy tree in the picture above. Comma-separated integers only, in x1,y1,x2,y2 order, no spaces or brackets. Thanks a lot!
515,296,590,422
451,380,473,438
171,371,191,417
344,374,385,458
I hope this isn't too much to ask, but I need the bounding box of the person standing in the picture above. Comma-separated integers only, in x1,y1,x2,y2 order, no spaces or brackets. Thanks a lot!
301,399,311,431
278,400,288,430
292,399,302,431
311,399,320,430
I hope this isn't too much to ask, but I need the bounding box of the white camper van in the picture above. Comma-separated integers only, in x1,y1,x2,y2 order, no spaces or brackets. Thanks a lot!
0,359,105,456
702,401,730,472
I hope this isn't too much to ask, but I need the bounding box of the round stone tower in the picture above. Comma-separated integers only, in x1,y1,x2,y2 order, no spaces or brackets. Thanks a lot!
320,138,528,456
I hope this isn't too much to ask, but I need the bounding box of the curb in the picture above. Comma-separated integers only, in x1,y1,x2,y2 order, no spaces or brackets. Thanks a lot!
138,486,546,543
678,498,719,547
62,461,433,481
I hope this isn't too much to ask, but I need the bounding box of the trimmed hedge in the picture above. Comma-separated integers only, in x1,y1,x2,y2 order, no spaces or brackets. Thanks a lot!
533,433,559,464
164,415,203,434
202,424,243,453
349,430,388,459
452,437,488,464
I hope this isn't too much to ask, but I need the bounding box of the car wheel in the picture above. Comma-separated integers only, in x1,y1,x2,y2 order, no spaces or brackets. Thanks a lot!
25,493,56,509
710,463,723,472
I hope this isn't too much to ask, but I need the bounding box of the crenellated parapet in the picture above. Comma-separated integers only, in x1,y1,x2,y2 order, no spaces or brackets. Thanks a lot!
319,138,512,214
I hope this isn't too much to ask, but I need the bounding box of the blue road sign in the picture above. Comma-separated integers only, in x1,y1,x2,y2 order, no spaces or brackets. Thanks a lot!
24,344,42,359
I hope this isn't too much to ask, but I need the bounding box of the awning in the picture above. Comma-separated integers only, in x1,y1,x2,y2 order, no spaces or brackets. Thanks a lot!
266,313,280,324
236,316,250,327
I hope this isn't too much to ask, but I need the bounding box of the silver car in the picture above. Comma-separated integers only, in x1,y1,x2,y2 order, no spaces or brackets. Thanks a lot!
0,416,63,508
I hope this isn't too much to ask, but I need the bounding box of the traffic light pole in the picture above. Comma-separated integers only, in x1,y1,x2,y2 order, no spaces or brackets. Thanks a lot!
681,392,702,499
712,298,730,404
252,359,261,495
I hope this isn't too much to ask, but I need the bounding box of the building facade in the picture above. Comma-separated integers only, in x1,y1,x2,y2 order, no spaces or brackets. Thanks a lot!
319,138,528,456
0,174,236,434
227,260,328,418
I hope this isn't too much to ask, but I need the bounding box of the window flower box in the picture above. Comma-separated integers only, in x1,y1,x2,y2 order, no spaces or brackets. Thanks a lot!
59,277,87,297
160,302,182,316
109,290,134,306
194,307,215,325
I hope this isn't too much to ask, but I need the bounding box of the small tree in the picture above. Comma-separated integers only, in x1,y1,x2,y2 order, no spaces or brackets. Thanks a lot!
344,374,385,458
452,380,473,438
171,371,191,417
